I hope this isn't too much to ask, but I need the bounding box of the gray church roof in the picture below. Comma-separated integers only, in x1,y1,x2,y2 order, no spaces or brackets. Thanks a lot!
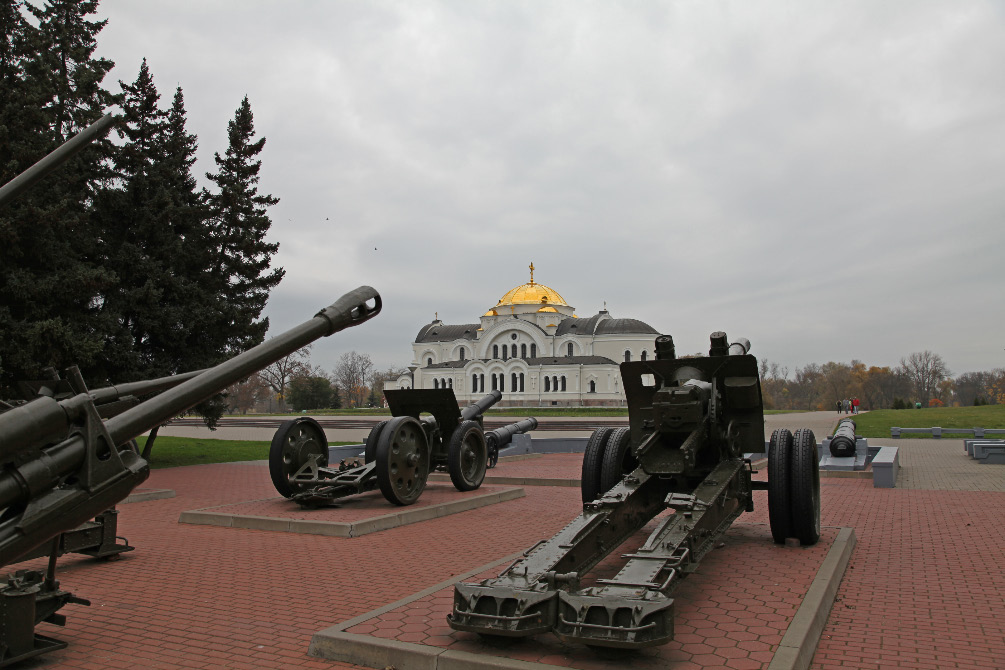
425,360,476,369
525,356,617,366
415,323,480,343
555,312,658,336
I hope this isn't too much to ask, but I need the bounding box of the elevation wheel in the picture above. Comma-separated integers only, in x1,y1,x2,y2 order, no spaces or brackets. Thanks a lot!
270,417,329,498
375,416,430,506
364,420,389,463
581,427,613,503
767,428,792,544
448,420,488,491
599,427,637,494
486,435,500,469
789,428,821,545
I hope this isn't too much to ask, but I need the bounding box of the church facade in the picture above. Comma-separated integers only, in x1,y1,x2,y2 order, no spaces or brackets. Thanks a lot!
387,265,661,407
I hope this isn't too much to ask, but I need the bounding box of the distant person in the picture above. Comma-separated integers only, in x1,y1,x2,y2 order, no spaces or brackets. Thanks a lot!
843,399,850,414
836,400,842,413
852,397,860,414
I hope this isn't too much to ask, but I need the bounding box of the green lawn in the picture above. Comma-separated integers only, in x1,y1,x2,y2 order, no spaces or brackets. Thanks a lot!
135,435,355,469
848,405,1005,438
245,407,804,418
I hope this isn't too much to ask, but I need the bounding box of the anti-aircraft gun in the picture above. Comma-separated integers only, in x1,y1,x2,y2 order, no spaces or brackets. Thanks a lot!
268,388,538,506
448,331,820,649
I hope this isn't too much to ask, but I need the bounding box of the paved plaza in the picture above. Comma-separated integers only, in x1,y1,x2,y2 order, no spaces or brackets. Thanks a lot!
12,417,1005,669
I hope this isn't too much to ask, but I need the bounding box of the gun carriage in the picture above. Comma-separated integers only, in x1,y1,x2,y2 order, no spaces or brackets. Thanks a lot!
448,331,820,649
268,389,538,506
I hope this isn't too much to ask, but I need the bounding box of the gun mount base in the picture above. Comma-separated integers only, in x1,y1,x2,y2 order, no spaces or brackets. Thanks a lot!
555,591,673,649
0,569,90,667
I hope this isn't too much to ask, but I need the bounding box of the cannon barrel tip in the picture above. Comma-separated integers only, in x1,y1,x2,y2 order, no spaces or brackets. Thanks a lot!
315,286,382,336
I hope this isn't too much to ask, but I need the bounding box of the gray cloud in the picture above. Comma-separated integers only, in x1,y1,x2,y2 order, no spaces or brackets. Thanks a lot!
93,0,1005,376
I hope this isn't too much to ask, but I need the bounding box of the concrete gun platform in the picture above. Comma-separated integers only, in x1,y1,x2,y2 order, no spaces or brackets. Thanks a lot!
10,438,1005,669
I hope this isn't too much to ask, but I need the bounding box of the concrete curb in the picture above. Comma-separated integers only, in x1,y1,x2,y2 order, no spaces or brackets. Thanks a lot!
310,527,858,670
767,527,857,670
178,487,525,538
429,473,579,487
121,488,176,503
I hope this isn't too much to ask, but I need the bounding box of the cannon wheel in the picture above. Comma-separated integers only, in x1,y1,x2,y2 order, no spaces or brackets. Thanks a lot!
767,428,793,543
448,420,488,491
581,427,613,503
789,428,821,545
375,416,430,506
270,417,329,498
599,427,637,493
364,420,390,463
486,435,500,469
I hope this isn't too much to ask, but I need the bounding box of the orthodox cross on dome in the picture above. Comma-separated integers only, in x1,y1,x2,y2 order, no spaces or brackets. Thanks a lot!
529,262,535,284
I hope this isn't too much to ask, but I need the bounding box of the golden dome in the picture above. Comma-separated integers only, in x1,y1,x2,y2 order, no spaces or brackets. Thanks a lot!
537,306,558,313
483,308,498,317
495,262,569,308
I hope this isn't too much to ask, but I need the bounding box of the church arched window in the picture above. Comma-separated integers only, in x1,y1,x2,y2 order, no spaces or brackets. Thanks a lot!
459,347,465,361
544,376,551,392
448,378,452,389
502,346,508,361
589,380,596,393
479,373,484,392
624,350,631,362
567,342,573,357
493,344,499,359
521,344,527,358
427,357,433,366
511,344,517,359
519,373,525,392
531,343,537,358
434,378,439,389
499,374,505,392
472,374,478,393
511,373,517,391
561,376,566,392
640,350,647,362
553,375,558,391
491,373,497,391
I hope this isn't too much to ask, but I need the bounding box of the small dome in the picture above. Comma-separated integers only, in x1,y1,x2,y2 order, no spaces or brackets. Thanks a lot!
483,308,498,316
537,306,558,313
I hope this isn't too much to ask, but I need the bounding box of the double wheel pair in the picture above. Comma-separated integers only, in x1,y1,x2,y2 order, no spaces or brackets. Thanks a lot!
580,427,639,503
363,417,488,505
767,428,821,545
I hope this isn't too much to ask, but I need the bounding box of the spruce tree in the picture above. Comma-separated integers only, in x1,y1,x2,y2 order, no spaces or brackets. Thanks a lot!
204,96,284,355
0,0,114,389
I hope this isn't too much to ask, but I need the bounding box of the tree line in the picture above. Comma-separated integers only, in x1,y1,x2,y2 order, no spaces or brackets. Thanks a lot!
1,0,281,426
225,348,407,413
759,350,1004,411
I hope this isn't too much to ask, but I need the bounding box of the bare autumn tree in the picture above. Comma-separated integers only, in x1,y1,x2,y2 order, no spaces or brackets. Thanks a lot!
333,351,374,408
899,351,950,404
225,374,269,414
259,345,312,411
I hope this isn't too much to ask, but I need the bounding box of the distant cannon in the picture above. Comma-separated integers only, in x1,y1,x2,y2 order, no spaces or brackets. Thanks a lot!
269,389,539,506
484,417,538,468
829,417,857,457
448,331,820,650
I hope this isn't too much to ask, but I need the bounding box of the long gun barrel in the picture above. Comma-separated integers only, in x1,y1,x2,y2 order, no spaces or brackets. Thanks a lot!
485,417,538,450
0,286,381,566
829,417,857,457
0,113,116,208
460,389,502,421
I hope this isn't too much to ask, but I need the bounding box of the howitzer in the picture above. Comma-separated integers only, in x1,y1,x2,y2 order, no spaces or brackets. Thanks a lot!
448,331,820,649
0,286,381,664
269,389,538,506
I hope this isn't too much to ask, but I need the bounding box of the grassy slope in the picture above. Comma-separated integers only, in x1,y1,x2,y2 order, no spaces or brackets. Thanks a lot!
849,405,1005,438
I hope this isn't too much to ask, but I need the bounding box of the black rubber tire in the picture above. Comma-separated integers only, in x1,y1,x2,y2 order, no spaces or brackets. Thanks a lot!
269,417,329,498
364,420,389,463
790,428,821,546
599,427,637,494
375,416,430,506
581,427,613,503
767,428,793,544
448,420,488,491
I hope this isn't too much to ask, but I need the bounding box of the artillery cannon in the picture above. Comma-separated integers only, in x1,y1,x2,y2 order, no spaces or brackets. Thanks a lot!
268,389,538,506
0,286,381,665
448,331,820,649
829,417,857,457
485,417,538,468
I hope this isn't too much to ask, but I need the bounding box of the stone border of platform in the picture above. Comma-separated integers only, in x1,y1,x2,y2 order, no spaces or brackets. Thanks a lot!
429,472,579,488
121,488,176,503
177,487,525,538
309,527,857,670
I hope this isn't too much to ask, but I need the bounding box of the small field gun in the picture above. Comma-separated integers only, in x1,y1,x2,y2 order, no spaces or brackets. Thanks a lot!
448,331,820,649
484,417,538,468
269,389,539,506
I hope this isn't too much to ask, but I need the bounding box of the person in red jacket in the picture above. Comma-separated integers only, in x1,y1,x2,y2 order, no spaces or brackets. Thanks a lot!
852,397,860,414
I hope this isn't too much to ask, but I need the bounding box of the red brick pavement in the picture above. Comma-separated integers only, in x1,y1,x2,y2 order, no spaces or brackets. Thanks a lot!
12,454,1005,669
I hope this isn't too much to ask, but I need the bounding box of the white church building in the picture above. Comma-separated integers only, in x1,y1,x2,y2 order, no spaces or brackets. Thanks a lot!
388,265,661,407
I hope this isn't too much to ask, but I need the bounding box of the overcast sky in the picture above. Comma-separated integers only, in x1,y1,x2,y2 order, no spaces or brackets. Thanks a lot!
91,0,1005,377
